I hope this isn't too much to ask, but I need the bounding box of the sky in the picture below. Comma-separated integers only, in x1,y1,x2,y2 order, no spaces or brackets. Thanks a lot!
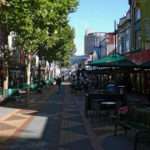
69,0,129,55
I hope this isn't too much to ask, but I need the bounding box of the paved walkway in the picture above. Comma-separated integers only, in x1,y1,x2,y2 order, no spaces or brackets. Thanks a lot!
0,83,102,150
0,83,149,150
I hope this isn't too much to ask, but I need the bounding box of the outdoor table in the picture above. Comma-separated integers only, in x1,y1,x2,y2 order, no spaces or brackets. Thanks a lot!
89,98,106,118
18,90,27,99
88,89,117,94
92,100,116,109
100,101,117,116
100,101,116,109
19,90,27,94
85,92,124,118
92,99,105,108
118,85,125,94
101,101,116,105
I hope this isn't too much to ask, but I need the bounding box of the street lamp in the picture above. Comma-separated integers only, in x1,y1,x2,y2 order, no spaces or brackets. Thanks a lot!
89,51,94,70
114,20,117,54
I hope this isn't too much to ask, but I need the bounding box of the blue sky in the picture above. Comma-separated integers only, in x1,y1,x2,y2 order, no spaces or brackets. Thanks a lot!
69,0,129,55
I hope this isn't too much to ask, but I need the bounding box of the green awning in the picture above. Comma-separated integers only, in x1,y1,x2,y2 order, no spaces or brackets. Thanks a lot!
91,53,136,67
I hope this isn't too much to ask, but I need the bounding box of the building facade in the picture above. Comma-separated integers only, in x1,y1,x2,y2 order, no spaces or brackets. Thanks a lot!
123,0,150,94
127,0,150,65
117,10,131,54
84,31,105,58
101,32,116,57
129,0,142,51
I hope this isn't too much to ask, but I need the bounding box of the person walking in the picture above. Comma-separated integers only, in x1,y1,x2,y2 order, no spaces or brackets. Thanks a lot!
56,77,62,93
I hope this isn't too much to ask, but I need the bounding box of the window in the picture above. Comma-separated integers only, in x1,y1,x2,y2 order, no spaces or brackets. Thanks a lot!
121,36,126,53
126,30,130,51
135,31,141,50
135,8,141,21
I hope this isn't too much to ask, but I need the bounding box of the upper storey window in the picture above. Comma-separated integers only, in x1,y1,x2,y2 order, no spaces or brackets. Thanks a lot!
135,8,141,21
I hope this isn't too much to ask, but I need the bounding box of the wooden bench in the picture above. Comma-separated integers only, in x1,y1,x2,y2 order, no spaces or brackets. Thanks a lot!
114,106,150,150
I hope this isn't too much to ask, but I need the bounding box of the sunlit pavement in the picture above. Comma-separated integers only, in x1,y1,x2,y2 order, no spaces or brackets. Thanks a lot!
0,107,35,142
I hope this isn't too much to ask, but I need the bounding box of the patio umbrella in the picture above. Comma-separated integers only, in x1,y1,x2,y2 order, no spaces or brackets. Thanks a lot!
91,53,136,68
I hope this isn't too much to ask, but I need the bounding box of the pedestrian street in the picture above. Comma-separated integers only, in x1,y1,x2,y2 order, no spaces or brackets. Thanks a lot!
0,82,149,150
0,83,100,150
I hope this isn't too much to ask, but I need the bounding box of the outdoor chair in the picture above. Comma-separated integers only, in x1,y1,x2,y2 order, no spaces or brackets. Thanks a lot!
113,106,150,150
9,89,27,102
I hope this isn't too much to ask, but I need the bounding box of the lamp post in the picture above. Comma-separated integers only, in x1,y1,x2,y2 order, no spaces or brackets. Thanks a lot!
114,20,117,55
90,51,94,70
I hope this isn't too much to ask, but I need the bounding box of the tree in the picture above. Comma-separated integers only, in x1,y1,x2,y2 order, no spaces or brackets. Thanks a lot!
0,0,34,87
0,0,5,6
55,25,76,66
39,24,76,66
40,0,78,66
0,0,78,88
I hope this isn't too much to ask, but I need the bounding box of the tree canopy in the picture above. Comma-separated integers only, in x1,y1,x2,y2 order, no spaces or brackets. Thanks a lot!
0,0,5,6
0,0,78,64
40,24,76,66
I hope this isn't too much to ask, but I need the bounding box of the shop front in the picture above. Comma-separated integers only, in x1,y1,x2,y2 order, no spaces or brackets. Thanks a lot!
126,50,150,94
9,65,26,88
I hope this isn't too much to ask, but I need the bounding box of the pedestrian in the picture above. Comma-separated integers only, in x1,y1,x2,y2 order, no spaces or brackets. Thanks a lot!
56,77,62,93
83,77,89,92
62,75,64,81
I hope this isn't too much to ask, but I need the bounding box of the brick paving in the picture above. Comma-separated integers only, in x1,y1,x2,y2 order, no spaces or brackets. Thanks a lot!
0,83,149,150
59,86,100,150
0,84,102,150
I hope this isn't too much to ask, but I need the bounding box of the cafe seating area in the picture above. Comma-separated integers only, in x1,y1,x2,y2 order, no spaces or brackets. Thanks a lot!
71,77,150,150
69,52,150,150
84,88,150,150
114,106,150,150
0,79,54,103
84,90,125,118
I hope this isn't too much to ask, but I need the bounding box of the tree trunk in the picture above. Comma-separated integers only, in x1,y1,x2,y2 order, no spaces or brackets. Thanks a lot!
26,54,31,85
44,68,47,81
3,65,8,90
3,63,9,96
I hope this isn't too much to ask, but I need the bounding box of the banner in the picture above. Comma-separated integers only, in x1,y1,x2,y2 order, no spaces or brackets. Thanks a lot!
136,0,150,42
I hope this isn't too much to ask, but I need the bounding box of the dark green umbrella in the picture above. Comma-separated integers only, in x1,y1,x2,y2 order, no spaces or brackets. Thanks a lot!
91,53,136,68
